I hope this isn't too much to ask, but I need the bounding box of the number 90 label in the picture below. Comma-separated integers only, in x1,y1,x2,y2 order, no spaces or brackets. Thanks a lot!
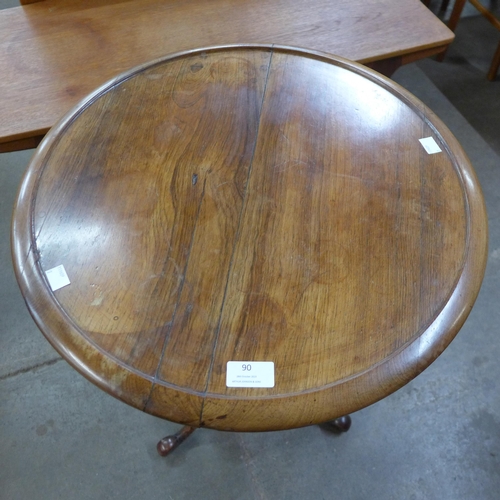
226,361,275,388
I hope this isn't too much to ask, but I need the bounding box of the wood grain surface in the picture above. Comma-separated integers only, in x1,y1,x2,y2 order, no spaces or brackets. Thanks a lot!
0,0,454,151
12,45,487,431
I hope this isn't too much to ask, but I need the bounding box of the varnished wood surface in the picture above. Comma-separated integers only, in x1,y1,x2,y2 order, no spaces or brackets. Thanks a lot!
0,0,454,152
12,46,487,431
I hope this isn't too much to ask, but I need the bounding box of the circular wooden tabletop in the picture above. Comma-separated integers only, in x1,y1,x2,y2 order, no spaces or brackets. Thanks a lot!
12,45,487,431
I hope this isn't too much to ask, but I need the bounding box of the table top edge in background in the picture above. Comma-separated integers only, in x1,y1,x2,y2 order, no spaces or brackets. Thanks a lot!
0,0,454,152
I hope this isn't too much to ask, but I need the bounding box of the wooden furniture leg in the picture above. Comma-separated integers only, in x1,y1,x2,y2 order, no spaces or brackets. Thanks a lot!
466,0,500,80
365,56,403,77
439,0,451,14
158,416,352,457
157,426,196,457
323,415,352,433
438,0,500,79
422,0,452,15
447,0,468,31
437,0,467,61
487,39,500,80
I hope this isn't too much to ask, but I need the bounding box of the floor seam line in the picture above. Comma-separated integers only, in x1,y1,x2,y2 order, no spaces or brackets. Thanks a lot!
0,356,63,381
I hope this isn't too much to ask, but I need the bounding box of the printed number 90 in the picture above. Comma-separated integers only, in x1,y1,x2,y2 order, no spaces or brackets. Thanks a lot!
242,364,252,371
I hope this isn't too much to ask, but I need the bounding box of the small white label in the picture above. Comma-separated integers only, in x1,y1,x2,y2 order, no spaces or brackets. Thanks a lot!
226,361,275,388
419,137,442,154
45,265,71,291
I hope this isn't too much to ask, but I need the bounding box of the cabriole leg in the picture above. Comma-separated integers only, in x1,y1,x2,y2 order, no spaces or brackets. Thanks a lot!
323,415,352,433
157,426,196,456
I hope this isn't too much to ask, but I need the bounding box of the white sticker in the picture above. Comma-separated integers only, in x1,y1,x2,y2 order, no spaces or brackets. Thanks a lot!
45,265,71,291
419,137,442,154
226,361,275,388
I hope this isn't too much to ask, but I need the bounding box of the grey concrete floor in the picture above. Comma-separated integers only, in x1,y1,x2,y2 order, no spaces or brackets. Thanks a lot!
1,1,499,499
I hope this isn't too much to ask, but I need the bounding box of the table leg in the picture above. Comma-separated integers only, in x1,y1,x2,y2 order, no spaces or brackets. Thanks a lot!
323,415,352,433
364,57,402,78
157,416,351,457
436,0,467,61
157,425,196,456
487,40,500,81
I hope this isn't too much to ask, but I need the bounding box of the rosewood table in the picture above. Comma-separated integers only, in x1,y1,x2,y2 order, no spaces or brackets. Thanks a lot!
12,45,488,456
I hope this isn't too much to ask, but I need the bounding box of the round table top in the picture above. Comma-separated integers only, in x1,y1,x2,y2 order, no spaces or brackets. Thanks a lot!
12,45,488,431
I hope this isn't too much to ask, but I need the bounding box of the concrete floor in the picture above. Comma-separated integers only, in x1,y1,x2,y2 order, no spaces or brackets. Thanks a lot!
1,1,499,499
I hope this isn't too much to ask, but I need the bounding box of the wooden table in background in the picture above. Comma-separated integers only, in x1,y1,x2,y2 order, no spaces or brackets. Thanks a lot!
12,45,487,455
0,0,454,152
